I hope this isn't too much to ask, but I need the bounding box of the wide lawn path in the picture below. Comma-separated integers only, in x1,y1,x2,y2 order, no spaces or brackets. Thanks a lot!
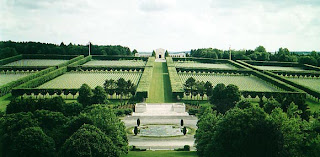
146,62,173,103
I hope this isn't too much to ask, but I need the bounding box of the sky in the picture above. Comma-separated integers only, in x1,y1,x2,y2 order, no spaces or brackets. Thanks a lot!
0,0,319,52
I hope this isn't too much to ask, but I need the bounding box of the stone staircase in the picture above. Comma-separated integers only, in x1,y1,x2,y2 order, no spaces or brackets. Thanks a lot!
132,103,189,116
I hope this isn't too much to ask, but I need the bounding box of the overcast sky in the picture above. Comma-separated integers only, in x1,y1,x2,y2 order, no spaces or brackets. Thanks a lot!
0,0,319,52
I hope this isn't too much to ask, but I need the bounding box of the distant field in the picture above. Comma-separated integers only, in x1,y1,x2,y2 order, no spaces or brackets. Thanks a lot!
37,72,142,89
83,60,146,67
252,65,304,71
0,73,32,86
174,61,236,69
287,77,320,93
179,73,281,92
3,59,68,66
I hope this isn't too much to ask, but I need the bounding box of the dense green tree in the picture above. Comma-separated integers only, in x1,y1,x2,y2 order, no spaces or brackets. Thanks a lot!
210,84,241,113
92,86,108,104
165,50,169,57
152,50,156,57
77,84,93,107
81,105,128,154
195,108,222,157
14,127,55,157
60,124,119,157
0,47,18,59
255,45,266,53
62,102,83,116
185,77,196,99
263,98,281,114
2,112,39,157
132,49,138,55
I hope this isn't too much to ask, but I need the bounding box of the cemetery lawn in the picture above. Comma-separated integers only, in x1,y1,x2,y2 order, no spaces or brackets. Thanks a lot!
0,94,11,112
147,62,173,103
121,151,197,157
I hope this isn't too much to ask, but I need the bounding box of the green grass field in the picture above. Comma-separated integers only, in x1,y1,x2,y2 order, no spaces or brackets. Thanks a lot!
0,94,12,112
146,62,173,103
306,98,320,112
121,151,197,157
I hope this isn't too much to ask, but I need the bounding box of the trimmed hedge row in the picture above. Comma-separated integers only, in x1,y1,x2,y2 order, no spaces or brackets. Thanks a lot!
302,64,320,71
145,57,155,67
91,55,149,61
176,68,252,75
272,71,320,78
57,55,84,67
244,60,301,67
236,60,320,99
68,66,144,72
0,67,56,96
11,88,78,97
0,54,23,65
135,57,155,100
166,57,175,67
236,60,301,92
16,67,67,88
0,66,48,71
68,55,92,66
168,66,184,99
264,71,320,99
241,91,306,99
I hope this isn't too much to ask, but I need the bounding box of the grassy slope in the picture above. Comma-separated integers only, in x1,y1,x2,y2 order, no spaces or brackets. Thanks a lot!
306,98,320,112
0,94,12,112
146,62,173,103
122,151,197,157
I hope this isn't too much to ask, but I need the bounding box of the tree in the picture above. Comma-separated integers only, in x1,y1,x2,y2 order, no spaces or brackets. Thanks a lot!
185,77,196,99
104,79,116,98
60,124,119,157
201,107,282,157
204,81,213,98
255,45,266,53
62,102,83,116
196,81,206,100
182,127,187,135
132,49,138,56
134,126,138,135
77,84,93,107
81,105,128,154
165,50,169,57
137,119,140,126
152,50,156,57
210,84,241,113
14,127,55,157
263,98,281,114
92,86,108,104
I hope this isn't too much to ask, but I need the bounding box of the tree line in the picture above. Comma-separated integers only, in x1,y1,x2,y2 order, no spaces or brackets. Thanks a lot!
193,82,319,156
1,96,128,157
0,41,136,59
190,46,320,66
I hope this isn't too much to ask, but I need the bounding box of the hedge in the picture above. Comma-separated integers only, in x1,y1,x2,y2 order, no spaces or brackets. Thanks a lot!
166,57,175,67
0,54,23,65
16,67,68,88
22,54,79,60
145,57,155,67
236,60,320,99
91,55,149,61
68,55,92,67
0,67,56,96
302,64,320,71
0,66,48,71
244,60,301,67
67,66,144,72
57,55,84,67
168,66,184,99
135,57,155,100
11,88,78,97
